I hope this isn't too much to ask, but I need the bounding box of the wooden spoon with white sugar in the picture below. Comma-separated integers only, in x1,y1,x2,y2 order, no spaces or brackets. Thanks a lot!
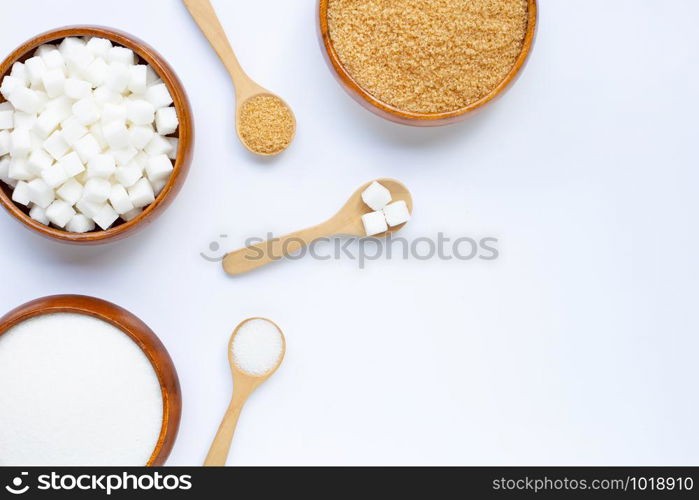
222,179,413,276
204,318,285,466
183,0,296,156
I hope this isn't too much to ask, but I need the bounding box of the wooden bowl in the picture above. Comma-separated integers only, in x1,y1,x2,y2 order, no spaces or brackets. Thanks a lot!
0,294,181,466
318,0,538,127
0,26,194,244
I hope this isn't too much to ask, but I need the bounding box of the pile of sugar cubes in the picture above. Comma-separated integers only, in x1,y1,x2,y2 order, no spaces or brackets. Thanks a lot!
360,181,411,236
0,36,179,232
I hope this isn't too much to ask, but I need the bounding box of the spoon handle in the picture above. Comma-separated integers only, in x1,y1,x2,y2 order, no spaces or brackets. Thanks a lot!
223,221,335,275
203,397,245,466
182,0,254,93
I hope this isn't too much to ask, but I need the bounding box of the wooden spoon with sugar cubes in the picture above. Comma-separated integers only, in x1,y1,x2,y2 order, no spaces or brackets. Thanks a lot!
223,179,413,275
183,0,296,156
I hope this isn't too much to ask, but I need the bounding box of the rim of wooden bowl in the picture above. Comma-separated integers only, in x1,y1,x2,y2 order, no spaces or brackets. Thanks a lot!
0,294,182,466
318,0,538,127
0,26,194,244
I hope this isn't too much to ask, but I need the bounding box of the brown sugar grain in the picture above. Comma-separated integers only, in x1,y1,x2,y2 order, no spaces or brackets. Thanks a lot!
327,0,529,114
238,95,295,155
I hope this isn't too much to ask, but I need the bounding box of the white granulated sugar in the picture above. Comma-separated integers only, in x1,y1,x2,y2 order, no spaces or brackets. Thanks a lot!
231,319,283,376
0,313,163,466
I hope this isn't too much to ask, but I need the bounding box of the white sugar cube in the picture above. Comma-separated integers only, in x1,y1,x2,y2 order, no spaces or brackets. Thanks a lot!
101,103,127,125
11,180,31,206
121,207,143,221
89,123,108,150
59,37,86,58
115,163,142,187
128,177,154,208
45,96,73,122
35,44,56,59
60,116,88,145
109,46,135,66
27,148,53,174
56,178,83,205
75,197,102,218
108,183,134,214
166,137,178,160
0,101,12,111
41,163,69,188
10,62,29,86
86,37,112,59
133,151,149,169
64,78,92,100
29,131,43,151
33,90,48,110
24,56,47,87
45,199,76,228
27,178,55,208
8,87,41,113
83,177,111,203
102,120,129,149
87,153,116,178
126,99,154,125
1,76,23,100
12,111,36,130
84,57,109,87
41,69,66,98
129,125,154,150
92,203,118,230
66,213,96,233
155,107,178,135
29,204,50,225
93,86,123,106
8,157,32,180
145,83,172,109
0,132,10,156
383,201,411,226
144,134,172,156
65,45,94,75
145,66,159,85
128,65,147,94
10,128,32,157
40,48,65,71
146,154,173,182
0,110,13,129
151,178,167,196
361,211,388,236
104,62,130,93
72,133,101,162
43,130,70,160
112,146,137,166
34,108,62,139
57,151,85,177
72,98,100,125
362,181,392,211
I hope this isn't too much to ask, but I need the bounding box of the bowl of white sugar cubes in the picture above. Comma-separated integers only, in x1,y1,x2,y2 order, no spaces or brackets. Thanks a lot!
0,27,192,243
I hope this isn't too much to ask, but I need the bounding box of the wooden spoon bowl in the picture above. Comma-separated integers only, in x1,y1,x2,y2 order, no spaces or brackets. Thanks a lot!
0,295,182,466
0,26,194,244
318,0,538,126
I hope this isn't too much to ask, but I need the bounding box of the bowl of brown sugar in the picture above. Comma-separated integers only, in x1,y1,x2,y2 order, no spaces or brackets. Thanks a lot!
319,0,537,126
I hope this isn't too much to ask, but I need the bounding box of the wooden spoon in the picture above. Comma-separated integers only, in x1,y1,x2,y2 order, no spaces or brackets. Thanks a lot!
223,178,413,275
204,317,286,466
182,0,296,155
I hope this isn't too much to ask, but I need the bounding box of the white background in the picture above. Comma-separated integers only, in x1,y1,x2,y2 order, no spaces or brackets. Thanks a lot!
1,0,698,465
